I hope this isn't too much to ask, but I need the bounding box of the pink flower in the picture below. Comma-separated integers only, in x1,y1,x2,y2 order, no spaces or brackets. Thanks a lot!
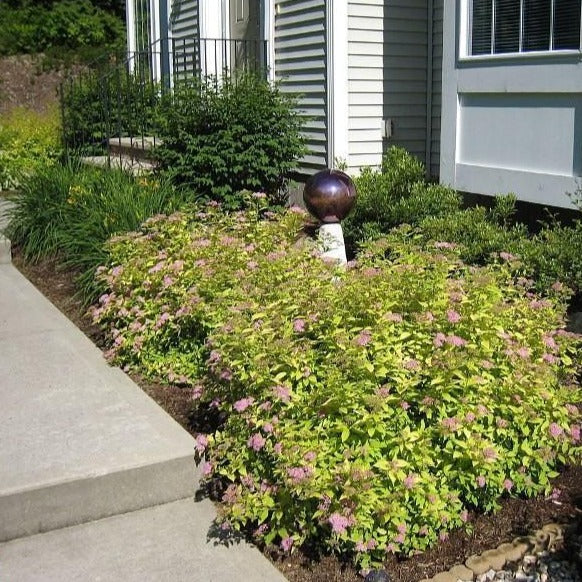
247,433,266,451
434,241,457,250
403,473,417,489
446,335,467,347
201,461,212,476
476,476,486,488
418,526,428,536
543,335,558,350
465,412,476,422
355,330,372,347
394,533,405,544
262,422,274,433
483,447,497,460
293,318,306,333
549,423,563,438
503,479,513,491
272,385,291,402
273,442,283,454
571,425,580,442
304,451,316,462
328,513,350,534
148,261,165,274
252,191,267,199
542,353,558,364
191,385,204,400
433,332,447,347
439,531,449,542
233,397,254,412
208,350,221,364
404,358,421,371
247,261,258,270
384,312,403,323
499,252,517,261
287,467,309,483
441,417,459,431
386,543,397,553
194,434,208,453
516,347,530,359
460,510,469,522
496,417,509,429
355,541,366,552
481,360,494,370
447,310,461,324
219,368,233,381
280,537,294,552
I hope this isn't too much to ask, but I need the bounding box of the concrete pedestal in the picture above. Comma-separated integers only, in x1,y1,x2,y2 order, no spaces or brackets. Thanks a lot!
318,222,347,265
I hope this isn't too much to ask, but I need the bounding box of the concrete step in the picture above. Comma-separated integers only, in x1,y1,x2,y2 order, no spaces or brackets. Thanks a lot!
81,155,156,175
0,264,198,542
0,498,288,582
108,136,162,160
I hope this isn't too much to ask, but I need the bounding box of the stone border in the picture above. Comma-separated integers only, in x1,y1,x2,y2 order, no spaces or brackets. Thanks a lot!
419,523,564,582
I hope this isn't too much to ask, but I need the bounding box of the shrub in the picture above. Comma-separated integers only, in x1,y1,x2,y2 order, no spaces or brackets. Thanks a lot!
6,161,186,301
0,0,125,56
154,75,306,209
343,147,461,248
92,203,581,570
0,107,61,190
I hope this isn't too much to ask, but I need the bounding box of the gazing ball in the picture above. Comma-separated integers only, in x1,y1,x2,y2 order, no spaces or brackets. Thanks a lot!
364,570,390,582
303,169,357,223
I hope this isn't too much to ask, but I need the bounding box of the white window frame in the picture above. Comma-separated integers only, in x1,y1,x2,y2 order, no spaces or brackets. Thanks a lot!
459,0,582,60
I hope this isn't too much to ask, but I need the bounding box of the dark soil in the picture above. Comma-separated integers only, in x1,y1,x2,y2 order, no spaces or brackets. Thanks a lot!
12,249,582,582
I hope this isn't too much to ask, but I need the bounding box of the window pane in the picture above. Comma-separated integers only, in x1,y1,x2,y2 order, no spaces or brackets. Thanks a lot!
553,0,581,49
472,0,493,54
495,0,520,52
523,0,551,51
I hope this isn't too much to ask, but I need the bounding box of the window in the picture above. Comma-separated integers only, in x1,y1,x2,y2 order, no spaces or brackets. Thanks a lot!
470,0,582,55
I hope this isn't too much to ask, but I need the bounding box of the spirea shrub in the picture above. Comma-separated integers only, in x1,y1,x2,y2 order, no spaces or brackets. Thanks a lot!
92,202,581,570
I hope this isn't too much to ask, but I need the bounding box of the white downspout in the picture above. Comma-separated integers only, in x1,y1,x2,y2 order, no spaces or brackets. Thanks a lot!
326,0,349,169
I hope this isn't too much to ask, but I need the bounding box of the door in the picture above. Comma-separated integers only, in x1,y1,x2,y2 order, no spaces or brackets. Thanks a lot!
229,0,263,72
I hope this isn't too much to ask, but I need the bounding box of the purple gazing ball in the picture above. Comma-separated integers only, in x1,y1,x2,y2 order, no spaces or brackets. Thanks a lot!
303,169,357,223
364,570,390,582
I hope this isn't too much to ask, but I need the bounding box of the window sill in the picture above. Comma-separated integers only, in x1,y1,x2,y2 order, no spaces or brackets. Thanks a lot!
459,49,582,63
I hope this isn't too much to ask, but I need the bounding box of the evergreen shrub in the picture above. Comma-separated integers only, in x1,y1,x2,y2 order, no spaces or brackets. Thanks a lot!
154,75,306,209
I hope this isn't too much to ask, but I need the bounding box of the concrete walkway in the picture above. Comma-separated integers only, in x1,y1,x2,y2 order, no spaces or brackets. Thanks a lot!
0,204,286,581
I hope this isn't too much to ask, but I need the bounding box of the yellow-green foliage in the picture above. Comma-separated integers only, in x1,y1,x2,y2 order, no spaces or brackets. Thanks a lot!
0,107,61,190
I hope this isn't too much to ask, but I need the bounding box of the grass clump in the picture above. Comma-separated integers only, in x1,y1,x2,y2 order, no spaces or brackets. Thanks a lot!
6,161,186,301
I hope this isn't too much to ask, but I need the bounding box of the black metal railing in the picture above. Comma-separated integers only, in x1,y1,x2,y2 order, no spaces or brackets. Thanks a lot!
60,37,269,164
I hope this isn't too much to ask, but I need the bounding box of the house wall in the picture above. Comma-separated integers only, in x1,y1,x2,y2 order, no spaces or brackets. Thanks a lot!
440,3,581,209
169,0,200,78
347,0,438,175
274,0,328,174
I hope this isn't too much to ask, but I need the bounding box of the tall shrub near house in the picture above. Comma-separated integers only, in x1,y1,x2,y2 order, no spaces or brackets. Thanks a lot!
154,74,306,209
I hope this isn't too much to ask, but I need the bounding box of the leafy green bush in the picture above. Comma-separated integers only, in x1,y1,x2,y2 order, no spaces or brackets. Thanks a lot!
0,0,125,56
155,75,306,209
6,161,186,301
61,70,161,154
0,107,61,190
517,222,582,296
343,147,461,247
92,203,581,571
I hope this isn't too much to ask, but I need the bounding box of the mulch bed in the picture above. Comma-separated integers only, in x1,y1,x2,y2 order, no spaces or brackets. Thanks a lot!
11,249,582,582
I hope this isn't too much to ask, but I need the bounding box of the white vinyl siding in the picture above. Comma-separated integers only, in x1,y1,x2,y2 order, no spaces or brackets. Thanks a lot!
274,0,328,175
170,0,200,78
383,0,429,165
431,0,443,177
348,0,385,171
